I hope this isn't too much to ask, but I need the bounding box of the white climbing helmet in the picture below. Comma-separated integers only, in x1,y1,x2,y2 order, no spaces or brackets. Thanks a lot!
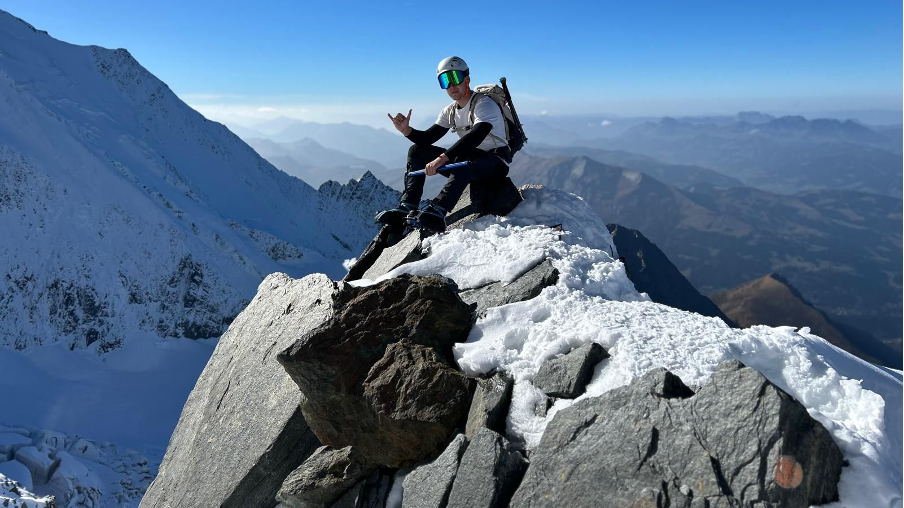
436,56,469,76
436,56,469,89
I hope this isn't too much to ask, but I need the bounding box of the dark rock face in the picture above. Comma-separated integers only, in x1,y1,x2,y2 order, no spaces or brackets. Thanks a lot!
446,178,523,230
459,258,559,318
277,275,474,468
465,373,513,438
361,229,423,281
343,223,407,282
402,434,469,508
333,469,395,508
140,273,335,508
361,339,474,461
445,428,527,508
511,360,844,508
276,446,374,508
533,343,609,398
607,223,735,326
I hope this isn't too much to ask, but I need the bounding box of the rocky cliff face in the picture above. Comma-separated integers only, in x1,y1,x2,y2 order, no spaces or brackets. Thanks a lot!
140,273,336,508
136,184,895,508
607,223,734,325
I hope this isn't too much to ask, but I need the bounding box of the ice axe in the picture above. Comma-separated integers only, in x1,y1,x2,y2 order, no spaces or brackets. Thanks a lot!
407,161,470,176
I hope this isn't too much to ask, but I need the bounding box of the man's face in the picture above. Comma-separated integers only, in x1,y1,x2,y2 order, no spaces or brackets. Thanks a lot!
445,76,470,101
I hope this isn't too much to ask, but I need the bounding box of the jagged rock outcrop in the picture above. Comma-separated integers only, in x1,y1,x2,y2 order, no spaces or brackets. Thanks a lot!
276,446,374,508
402,434,469,508
140,273,336,508
533,342,609,398
459,258,559,318
445,428,527,508
361,230,424,281
607,223,735,325
333,469,395,508
511,360,844,507
465,373,513,438
277,275,474,468
343,224,407,282
402,429,527,508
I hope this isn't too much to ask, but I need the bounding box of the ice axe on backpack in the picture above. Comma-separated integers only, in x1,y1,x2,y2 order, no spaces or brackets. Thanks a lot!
407,161,471,176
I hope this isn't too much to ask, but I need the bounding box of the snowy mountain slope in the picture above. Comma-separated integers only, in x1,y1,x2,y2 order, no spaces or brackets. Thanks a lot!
0,10,397,352
353,187,902,508
0,472,54,507
0,423,152,507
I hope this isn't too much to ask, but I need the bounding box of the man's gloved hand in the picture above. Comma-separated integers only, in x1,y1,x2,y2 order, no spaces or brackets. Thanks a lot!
387,109,413,136
424,153,450,176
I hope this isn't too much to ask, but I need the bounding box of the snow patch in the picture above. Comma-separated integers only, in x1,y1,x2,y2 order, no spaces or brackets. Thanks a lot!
380,187,901,508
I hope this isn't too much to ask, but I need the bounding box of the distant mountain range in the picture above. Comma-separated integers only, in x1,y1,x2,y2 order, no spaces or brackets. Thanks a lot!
238,117,411,168
245,137,388,187
712,273,900,368
508,154,902,345
577,116,902,197
523,145,744,189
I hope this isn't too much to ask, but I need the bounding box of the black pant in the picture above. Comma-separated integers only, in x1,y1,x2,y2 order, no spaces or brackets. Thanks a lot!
400,144,510,211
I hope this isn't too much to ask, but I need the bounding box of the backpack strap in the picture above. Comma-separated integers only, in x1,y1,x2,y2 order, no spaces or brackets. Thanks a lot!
450,91,478,134
448,101,457,131
467,93,509,148
450,91,508,149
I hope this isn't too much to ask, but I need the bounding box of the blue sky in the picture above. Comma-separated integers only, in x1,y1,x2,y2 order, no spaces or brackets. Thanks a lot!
4,0,902,126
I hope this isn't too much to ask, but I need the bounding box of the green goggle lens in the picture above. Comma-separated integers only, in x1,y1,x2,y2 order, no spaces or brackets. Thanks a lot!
438,70,465,89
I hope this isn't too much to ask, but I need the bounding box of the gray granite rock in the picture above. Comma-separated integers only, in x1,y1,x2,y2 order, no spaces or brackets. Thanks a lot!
402,434,469,508
511,360,844,508
445,429,527,508
140,273,335,508
277,446,374,508
459,258,559,317
465,373,513,438
361,229,423,281
278,275,473,468
446,178,523,230
344,224,408,282
533,342,609,398
533,396,555,418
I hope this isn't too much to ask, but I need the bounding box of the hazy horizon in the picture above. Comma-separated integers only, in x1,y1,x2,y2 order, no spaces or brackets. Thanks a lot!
202,103,903,132
4,1,901,131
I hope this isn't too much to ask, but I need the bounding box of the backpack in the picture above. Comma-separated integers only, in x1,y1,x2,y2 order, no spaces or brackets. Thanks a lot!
448,78,527,162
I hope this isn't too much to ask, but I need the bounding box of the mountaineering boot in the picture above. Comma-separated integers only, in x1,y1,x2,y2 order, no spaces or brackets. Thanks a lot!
375,202,417,226
408,202,448,232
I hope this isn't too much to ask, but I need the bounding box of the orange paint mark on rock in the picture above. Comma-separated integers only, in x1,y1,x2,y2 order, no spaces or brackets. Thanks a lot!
775,455,804,489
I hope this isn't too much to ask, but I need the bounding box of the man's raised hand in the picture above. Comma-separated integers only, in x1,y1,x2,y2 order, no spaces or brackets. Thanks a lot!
387,109,413,136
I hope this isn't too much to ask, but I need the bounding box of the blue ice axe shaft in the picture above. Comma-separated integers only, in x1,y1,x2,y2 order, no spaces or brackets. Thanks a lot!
408,161,470,176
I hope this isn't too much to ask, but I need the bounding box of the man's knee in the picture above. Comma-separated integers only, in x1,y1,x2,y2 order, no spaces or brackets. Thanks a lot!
408,144,438,161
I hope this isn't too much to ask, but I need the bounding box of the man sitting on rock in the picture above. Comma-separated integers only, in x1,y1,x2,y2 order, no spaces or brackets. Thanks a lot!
378,56,511,232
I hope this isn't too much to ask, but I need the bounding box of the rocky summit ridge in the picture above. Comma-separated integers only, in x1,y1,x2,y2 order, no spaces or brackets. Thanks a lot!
141,181,899,508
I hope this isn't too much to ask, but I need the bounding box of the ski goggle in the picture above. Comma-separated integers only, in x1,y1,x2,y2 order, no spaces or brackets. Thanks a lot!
438,69,467,89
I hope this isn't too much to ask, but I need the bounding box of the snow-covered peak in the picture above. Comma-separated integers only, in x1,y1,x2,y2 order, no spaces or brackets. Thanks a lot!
0,9,398,352
368,187,902,508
